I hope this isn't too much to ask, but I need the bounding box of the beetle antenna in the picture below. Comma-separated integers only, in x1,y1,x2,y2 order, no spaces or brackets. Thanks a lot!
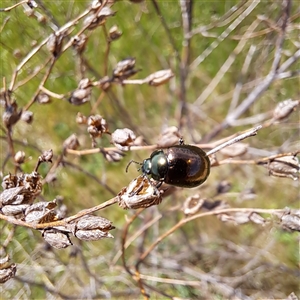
126,160,142,173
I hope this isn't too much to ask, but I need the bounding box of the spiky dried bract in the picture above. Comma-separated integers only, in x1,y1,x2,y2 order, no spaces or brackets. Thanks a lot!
87,115,109,147
63,134,80,150
69,215,115,241
42,229,73,249
118,175,162,209
146,69,174,86
111,128,136,151
266,155,300,180
273,99,299,121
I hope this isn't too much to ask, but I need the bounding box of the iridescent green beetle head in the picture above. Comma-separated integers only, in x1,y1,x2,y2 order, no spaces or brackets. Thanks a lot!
142,150,168,181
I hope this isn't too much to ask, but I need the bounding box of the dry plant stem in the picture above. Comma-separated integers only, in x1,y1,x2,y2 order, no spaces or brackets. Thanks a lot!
113,212,162,265
190,1,259,71
24,57,56,111
194,17,260,106
0,0,28,12
218,150,300,166
8,1,103,91
0,197,119,229
135,207,284,268
206,125,262,156
224,0,291,126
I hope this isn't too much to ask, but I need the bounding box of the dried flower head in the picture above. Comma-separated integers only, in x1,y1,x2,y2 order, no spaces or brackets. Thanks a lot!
118,175,162,209
182,194,205,215
87,114,109,142
111,128,136,151
24,200,58,224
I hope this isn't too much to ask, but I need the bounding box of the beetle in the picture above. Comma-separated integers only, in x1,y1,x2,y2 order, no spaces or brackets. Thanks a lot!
126,140,210,188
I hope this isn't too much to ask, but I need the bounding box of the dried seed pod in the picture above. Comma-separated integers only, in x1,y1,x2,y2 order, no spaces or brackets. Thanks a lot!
112,58,139,80
70,215,115,241
73,215,114,231
220,143,248,157
216,180,232,194
24,200,57,224
219,212,266,225
2,102,22,128
103,149,124,162
146,69,174,86
84,6,116,30
72,34,88,54
76,112,87,124
109,25,122,41
1,204,30,216
0,186,25,206
182,194,205,215
36,93,51,104
156,126,181,148
1,174,18,190
111,128,136,151
42,229,72,249
280,209,300,232
69,78,92,105
273,99,299,121
0,262,17,284
39,149,53,163
266,155,300,180
21,110,33,124
118,175,162,209
63,134,80,150
14,151,26,164
47,33,63,57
